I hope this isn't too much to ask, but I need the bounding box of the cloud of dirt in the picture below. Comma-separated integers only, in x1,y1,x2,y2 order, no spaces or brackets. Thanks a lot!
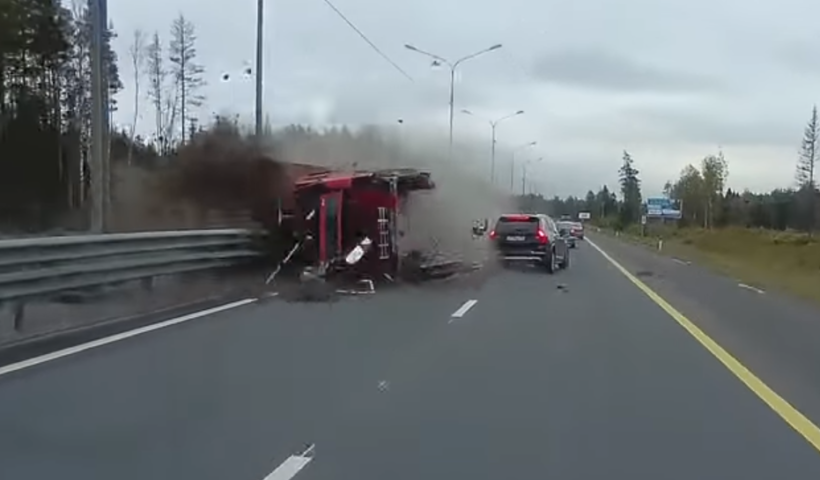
160,121,295,230
272,125,516,262
155,120,514,264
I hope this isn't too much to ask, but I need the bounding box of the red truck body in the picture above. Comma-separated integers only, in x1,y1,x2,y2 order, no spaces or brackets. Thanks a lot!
289,168,434,278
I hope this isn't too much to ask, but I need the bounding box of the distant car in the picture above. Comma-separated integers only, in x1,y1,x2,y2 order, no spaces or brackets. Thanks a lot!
488,213,570,273
559,221,585,241
574,222,585,240
557,221,578,248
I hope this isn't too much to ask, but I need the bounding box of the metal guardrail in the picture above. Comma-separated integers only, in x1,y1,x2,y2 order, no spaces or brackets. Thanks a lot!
0,229,265,331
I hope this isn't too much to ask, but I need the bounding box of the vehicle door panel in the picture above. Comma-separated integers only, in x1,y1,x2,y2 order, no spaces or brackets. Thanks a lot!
550,218,567,259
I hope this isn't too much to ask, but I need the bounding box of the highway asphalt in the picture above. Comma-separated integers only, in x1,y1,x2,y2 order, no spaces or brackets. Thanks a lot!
1,235,820,479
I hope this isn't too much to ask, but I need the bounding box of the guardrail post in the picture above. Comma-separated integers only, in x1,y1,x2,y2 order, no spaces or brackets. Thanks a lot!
12,302,25,332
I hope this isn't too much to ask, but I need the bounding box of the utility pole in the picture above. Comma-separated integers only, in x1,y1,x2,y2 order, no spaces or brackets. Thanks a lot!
100,0,110,228
255,0,264,138
447,67,456,158
89,0,105,232
490,123,497,184
522,157,542,196
461,109,523,185
510,153,515,191
509,142,536,192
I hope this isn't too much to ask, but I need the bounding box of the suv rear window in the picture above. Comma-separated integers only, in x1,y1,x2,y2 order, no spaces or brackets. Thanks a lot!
495,215,539,234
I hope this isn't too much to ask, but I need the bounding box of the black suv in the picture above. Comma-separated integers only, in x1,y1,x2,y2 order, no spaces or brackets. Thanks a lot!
488,213,570,273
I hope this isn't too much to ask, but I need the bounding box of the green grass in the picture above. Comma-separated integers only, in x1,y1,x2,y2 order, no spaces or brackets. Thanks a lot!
598,225,820,305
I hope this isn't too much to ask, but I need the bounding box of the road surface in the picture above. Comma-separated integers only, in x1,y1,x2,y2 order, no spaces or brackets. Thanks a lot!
1,234,820,479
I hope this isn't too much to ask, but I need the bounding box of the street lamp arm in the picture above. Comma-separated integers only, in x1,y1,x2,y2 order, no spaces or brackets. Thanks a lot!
452,43,503,68
493,109,524,125
405,42,501,160
514,141,537,152
404,44,451,66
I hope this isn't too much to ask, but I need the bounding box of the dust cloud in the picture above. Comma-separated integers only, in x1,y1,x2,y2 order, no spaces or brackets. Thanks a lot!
271,125,516,262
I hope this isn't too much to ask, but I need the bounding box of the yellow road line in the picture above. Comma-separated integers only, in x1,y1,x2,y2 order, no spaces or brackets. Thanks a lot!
586,237,820,453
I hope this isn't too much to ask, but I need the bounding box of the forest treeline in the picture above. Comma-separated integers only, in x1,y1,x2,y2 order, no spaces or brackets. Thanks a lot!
519,109,820,233
2,0,818,236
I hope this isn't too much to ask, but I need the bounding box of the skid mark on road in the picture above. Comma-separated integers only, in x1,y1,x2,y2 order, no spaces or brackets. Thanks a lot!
587,237,820,454
449,299,478,322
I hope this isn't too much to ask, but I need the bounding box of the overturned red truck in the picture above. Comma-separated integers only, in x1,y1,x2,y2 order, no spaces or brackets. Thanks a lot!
270,167,436,283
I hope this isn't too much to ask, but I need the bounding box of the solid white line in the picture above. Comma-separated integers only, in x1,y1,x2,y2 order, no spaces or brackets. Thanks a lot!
586,238,605,253
0,298,257,377
450,299,478,321
263,445,315,480
738,283,765,294
672,258,690,266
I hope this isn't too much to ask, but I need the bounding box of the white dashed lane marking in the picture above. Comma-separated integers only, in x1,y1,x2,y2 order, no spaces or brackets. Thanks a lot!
449,299,478,323
263,444,315,480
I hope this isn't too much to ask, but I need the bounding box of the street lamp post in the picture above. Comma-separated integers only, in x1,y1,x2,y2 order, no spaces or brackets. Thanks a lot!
510,141,537,191
254,0,264,138
462,109,524,184
522,157,543,195
397,118,405,164
404,43,503,158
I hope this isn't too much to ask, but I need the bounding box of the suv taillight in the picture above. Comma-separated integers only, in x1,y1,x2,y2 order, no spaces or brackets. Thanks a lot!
488,230,497,239
536,228,549,244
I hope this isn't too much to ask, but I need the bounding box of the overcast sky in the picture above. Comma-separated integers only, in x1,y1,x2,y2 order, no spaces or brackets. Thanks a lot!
108,0,820,198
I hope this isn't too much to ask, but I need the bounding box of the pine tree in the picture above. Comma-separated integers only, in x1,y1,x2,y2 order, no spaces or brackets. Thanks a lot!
797,105,818,189
618,151,642,225
796,105,819,233
168,14,205,144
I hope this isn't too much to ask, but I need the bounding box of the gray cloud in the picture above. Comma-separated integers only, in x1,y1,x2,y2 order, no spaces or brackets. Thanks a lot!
615,93,812,150
531,47,720,94
771,41,820,77
109,0,820,196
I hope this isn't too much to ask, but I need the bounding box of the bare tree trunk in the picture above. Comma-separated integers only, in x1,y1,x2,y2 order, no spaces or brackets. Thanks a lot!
128,29,145,165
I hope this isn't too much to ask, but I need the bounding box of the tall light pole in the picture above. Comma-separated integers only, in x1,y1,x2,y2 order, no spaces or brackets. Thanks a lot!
522,157,543,195
404,43,503,158
89,0,106,232
462,109,524,185
397,118,405,164
510,141,537,191
255,0,264,138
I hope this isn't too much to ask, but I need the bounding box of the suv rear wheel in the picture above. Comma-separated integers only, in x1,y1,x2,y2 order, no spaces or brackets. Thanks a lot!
544,249,558,274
